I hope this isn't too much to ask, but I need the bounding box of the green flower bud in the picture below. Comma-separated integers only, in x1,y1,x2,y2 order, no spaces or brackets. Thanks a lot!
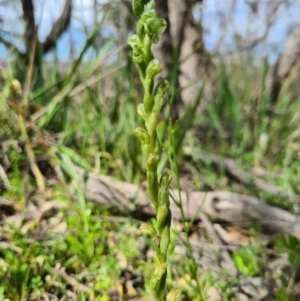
140,223,157,238
155,79,171,99
145,111,157,138
148,18,167,44
150,263,167,294
157,204,171,234
144,89,164,137
145,154,157,171
133,52,145,64
152,95,163,115
137,9,157,38
143,77,154,113
145,81,169,124
153,235,160,248
146,59,162,80
151,33,159,44
128,35,145,64
159,169,172,190
137,104,148,121
140,9,156,25
158,169,172,208
153,262,167,279
11,79,22,95
135,126,150,155
132,0,144,18
135,127,150,144
160,223,171,261
158,187,170,207
145,0,154,9
128,34,142,49
166,289,181,301
146,154,159,210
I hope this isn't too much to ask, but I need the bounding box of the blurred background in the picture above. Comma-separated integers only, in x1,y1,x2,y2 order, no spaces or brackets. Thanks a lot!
1,0,300,61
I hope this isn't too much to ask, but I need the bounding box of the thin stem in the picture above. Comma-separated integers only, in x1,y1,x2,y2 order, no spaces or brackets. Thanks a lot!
17,114,45,193
168,120,206,300
129,1,172,299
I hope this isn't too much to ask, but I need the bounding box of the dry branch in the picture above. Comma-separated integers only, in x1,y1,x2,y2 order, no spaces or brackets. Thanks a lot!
153,0,213,109
19,0,72,67
185,149,300,204
43,0,72,54
0,164,10,191
21,0,35,53
75,167,300,238
271,23,300,104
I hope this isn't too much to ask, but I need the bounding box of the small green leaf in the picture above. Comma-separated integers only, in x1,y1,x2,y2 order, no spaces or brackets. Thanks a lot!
233,246,262,276
58,145,91,171
276,235,300,267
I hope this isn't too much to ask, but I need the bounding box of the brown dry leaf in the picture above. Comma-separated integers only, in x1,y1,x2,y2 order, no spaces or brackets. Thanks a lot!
213,224,251,245
207,287,222,301
128,297,154,301
5,212,25,228
40,200,68,216
0,241,22,253
125,280,138,298
51,221,67,233
116,250,127,270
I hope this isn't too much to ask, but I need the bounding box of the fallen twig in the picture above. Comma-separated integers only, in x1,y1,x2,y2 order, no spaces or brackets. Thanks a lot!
75,166,300,238
184,148,300,203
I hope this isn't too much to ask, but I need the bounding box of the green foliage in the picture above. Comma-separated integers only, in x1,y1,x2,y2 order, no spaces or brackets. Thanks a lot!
0,203,140,299
275,288,296,301
0,287,4,301
1,237,51,300
233,246,263,276
4,263,30,301
276,235,300,266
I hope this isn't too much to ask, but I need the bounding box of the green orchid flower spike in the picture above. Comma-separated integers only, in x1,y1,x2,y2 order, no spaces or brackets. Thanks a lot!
128,1,176,300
